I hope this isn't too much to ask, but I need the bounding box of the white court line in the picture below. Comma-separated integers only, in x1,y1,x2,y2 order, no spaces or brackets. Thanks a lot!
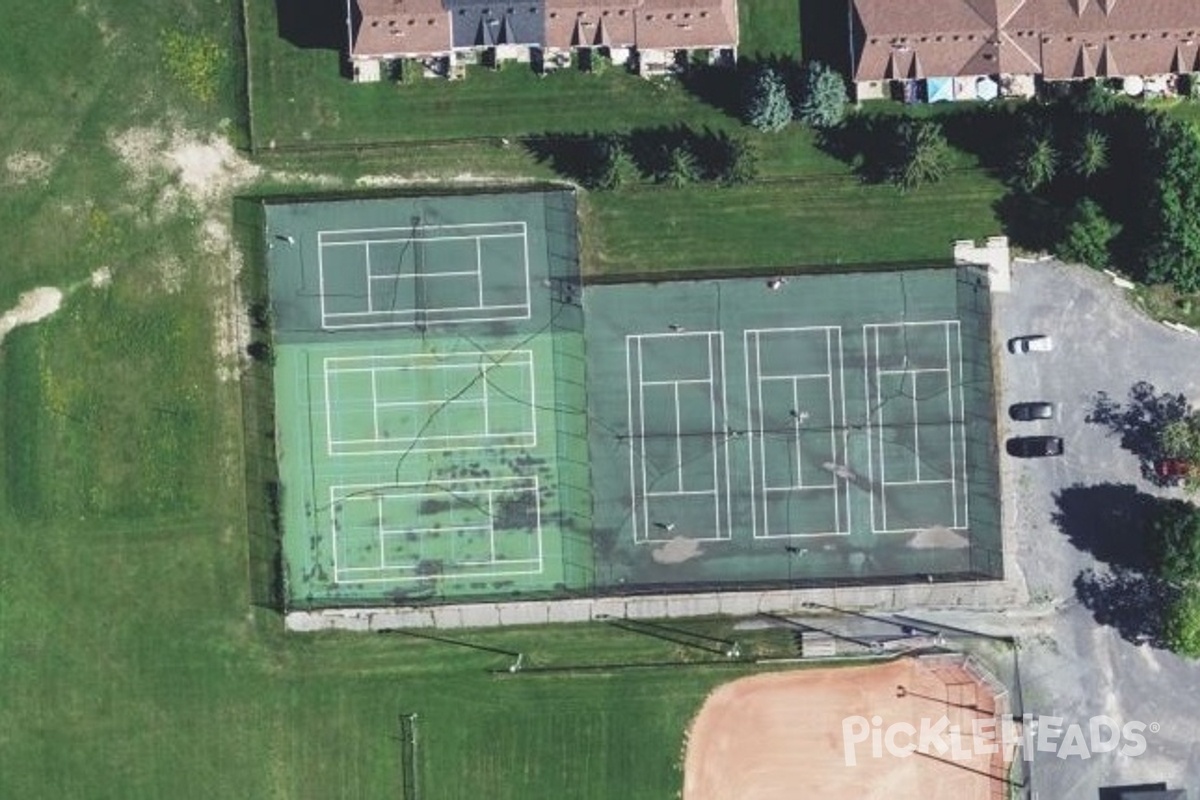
365,242,374,312
645,489,718,497
487,492,496,561
792,377,803,487
317,231,329,333
877,366,951,375
377,496,385,569
370,369,380,438
325,302,528,320
863,325,875,534
876,325,887,531
318,221,526,237
323,361,336,458
325,352,534,453
719,331,731,538
765,484,836,492
330,477,543,581
643,378,712,387
327,351,532,369
476,237,484,308
708,332,720,537
755,331,768,535
826,327,840,530
318,221,530,329
760,372,831,381
956,322,969,528
675,382,684,493
481,363,490,436
912,370,920,481
637,337,649,541
324,233,524,248
374,398,486,409
947,325,958,527
626,337,638,544
866,320,969,533
368,270,480,280
743,330,758,540
837,327,850,533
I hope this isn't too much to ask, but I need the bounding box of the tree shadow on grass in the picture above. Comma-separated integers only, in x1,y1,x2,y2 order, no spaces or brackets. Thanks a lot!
814,113,900,183
523,133,601,186
1074,567,1177,648
1085,381,1190,484
276,0,347,50
799,0,851,74
1051,483,1160,571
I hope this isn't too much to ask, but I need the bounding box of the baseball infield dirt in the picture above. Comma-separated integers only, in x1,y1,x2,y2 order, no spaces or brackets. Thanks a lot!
682,658,1013,800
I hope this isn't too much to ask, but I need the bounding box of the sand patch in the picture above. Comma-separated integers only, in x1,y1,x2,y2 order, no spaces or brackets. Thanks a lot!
907,526,971,550
651,536,704,564
90,267,113,288
0,288,64,345
5,151,54,185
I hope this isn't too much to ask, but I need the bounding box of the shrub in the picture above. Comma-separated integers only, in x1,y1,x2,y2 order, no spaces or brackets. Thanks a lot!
890,119,951,191
743,66,792,132
795,61,848,129
1056,199,1119,269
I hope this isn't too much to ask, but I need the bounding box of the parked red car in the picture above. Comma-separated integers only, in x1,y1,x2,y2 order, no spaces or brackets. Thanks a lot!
1156,458,1193,479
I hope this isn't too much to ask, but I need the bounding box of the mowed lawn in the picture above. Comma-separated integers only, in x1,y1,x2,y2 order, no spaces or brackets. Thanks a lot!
586,168,1005,274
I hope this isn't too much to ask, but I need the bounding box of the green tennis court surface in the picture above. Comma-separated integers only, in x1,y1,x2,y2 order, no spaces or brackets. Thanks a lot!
585,268,1001,590
265,190,1002,608
266,191,591,607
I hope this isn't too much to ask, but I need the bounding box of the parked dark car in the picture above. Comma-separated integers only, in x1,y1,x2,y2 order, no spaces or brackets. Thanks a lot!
1007,335,1053,354
1009,402,1055,421
1007,436,1064,458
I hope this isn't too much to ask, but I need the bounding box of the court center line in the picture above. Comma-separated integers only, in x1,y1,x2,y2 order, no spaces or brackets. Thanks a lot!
947,324,958,527
912,369,920,481
638,337,649,541
378,496,386,569
826,327,841,532
792,376,803,488
364,241,375,312
756,331,768,535
743,331,758,539
675,382,684,494
876,325,887,531
719,331,731,539
862,326,876,534
481,362,491,437
370,367,381,438
476,237,484,307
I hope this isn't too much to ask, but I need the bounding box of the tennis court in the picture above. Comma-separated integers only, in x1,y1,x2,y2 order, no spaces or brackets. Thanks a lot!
266,191,591,606
584,267,1001,591
263,190,1003,608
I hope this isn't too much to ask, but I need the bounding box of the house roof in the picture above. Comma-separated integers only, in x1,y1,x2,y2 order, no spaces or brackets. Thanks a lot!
543,0,639,50
352,0,452,57
853,0,1200,81
445,0,546,48
634,0,738,50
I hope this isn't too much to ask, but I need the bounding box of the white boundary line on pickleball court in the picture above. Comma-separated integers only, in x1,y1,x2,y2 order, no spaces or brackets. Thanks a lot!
322,350,537,456
316,222,530,330
743,326,849,539
625,331,729,545
863,320,967,533
328,476,544,583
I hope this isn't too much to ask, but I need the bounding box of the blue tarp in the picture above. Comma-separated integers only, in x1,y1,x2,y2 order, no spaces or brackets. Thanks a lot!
926,76,954,103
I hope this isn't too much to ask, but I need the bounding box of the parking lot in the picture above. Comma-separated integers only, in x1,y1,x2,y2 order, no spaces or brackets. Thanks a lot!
991,259,1200,795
